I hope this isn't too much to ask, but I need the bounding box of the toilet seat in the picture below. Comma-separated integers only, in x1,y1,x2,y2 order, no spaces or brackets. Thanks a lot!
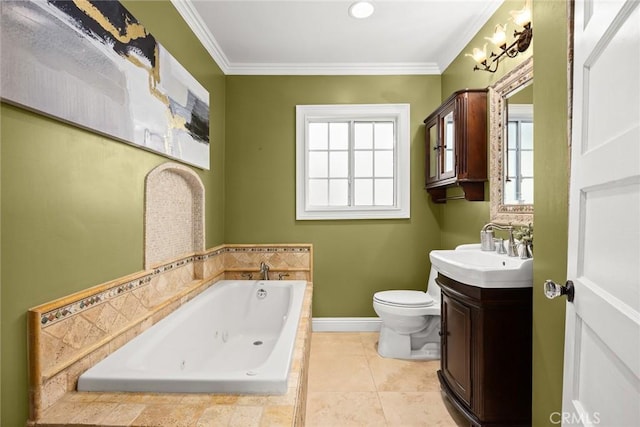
373,290,434,308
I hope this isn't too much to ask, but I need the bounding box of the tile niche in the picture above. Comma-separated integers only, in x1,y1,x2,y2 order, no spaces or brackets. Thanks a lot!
144,162,205,268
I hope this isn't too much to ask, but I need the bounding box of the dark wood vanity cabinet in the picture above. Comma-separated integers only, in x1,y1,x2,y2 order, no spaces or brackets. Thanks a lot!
437,273,532,427
424,89,488,203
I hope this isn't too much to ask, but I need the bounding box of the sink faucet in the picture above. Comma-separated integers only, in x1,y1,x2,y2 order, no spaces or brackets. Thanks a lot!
481,223,518,257
259,262,270,280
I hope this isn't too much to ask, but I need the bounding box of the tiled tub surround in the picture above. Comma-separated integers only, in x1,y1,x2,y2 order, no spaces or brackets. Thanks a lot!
28,244,312,426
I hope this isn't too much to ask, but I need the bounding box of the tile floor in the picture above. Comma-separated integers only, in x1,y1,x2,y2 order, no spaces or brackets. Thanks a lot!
305,332,468,427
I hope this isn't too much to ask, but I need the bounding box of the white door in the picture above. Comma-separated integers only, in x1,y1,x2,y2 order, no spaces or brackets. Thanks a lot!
552,0,640,425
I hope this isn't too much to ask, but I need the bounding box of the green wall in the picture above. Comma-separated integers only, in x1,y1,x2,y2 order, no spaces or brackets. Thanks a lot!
531,1,569,425
0,2,225,425
440,0,569,425
225,75,442,317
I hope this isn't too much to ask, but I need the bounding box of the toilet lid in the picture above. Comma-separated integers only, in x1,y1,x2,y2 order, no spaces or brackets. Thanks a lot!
373,290,435,308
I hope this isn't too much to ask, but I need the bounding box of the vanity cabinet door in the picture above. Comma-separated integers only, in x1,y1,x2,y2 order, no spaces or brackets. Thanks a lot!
441,292,472,406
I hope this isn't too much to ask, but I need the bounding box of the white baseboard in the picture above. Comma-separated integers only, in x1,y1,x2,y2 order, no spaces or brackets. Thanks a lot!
312,317,381,332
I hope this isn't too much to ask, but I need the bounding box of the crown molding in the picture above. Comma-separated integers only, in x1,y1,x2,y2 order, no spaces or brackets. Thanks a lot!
171,0,461,76
227,62,442,76
436,0,504,72
170,0,230,74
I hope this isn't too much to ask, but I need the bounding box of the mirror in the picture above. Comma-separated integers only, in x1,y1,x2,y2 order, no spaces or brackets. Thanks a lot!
489,57,534,224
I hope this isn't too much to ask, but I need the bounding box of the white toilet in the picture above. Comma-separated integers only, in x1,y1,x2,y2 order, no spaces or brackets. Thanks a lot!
373,267,441,360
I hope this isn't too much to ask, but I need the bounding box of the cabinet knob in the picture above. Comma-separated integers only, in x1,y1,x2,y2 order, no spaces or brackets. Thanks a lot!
543,280,575,303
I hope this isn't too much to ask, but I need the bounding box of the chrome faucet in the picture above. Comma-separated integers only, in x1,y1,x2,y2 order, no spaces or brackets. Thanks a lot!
259,262,270,280
481,223,518,257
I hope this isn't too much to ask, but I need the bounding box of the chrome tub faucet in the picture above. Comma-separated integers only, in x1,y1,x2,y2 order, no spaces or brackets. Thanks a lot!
259,262,270,280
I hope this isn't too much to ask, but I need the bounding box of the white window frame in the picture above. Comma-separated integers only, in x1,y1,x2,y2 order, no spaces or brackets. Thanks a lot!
296,104,410,220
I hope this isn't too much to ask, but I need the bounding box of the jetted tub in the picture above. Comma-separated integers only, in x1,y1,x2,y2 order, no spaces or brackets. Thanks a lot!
77,280,307,394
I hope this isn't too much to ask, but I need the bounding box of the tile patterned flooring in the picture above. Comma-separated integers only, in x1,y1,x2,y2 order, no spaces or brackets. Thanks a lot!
305,332,468,427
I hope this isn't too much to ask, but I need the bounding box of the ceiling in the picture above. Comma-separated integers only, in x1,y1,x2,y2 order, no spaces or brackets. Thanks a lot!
170,0,504,75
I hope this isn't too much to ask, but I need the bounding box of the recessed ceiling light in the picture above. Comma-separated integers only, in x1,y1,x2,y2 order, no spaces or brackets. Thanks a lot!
349,1,374,19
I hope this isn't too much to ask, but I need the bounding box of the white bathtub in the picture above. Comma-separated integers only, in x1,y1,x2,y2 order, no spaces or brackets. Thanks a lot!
77,280,307,394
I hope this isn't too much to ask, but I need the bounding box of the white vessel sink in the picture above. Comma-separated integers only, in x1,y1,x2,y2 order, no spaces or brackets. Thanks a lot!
429,244,533,288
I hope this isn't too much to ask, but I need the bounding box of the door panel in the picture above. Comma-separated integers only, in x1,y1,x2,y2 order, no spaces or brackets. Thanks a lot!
427,121,438,182
440,102,457,181
442,111,455,176
581,182,640,311
565,0,640,425
574,319,639,427
583,1,639,152
442,294,471,405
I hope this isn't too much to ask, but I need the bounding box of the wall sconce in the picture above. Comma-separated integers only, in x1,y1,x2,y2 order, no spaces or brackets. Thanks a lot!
466,0,533,73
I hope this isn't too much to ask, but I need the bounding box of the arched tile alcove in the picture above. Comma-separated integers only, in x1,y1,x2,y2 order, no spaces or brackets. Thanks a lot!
144,162,205,268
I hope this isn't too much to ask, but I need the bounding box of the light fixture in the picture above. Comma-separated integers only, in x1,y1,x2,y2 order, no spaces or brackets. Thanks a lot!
349,1,374,19
469,44,488,64
485,24,508,48
510,1,532,27
466,0,532,73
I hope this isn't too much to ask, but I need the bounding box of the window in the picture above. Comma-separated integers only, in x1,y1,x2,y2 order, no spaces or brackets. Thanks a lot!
505,104,533,204
296,104,410,220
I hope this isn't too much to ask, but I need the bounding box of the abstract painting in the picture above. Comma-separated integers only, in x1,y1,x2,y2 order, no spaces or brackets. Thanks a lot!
1,0,210,169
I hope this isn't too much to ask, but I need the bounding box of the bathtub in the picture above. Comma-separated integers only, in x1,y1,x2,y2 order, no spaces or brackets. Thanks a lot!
77,280,307,394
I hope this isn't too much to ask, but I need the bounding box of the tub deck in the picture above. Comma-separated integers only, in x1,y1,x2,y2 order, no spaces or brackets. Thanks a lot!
28,282,313,427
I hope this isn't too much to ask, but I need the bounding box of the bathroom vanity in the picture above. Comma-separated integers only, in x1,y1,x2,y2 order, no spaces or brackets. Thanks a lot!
437,273,532,427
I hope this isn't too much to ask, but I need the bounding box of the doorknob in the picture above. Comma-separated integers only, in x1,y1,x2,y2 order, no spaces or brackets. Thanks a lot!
544,280,575,303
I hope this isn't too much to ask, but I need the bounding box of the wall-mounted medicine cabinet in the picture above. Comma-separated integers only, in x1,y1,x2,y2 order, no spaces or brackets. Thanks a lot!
423,89,488,203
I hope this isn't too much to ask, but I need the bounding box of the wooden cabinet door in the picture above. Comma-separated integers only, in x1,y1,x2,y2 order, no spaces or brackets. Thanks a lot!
439,101,457,181
425,116,439,185
441,293,472,406
423,89,487,202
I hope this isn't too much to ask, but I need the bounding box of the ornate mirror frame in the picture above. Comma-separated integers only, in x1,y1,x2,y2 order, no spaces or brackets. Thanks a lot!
488,56,534,225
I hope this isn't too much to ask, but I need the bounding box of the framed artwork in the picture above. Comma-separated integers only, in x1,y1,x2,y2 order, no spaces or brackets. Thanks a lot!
1,0,210,169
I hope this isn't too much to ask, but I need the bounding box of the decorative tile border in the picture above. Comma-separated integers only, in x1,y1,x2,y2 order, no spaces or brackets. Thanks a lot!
194,247,225,261
39,256,197,327
225,247,311,253
192,246,309,262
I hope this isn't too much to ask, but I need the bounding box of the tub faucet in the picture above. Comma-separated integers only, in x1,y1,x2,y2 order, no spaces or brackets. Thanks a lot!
481,223,518,257
259,262,270,280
